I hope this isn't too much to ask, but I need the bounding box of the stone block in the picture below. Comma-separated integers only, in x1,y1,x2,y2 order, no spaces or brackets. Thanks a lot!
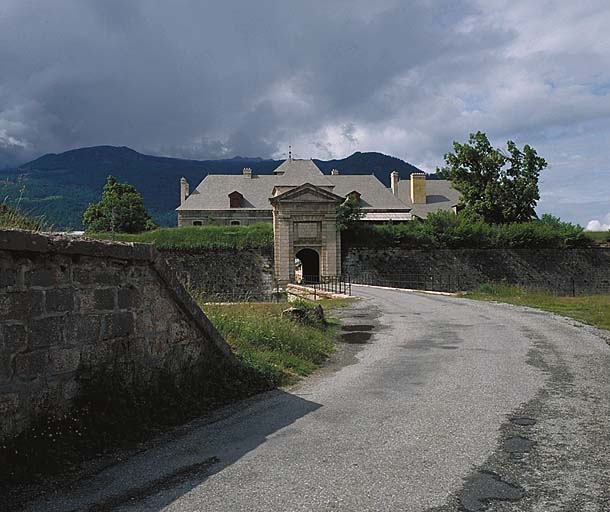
0,230,49,253
49,347,81,375
0,353,15,382
69,314,101,344
15,350,49,380
94,288,116,311
1,323,27,352
0,267,17,288
75,288,95,312
30,316,65,348
45,287,74,313
103,311,134,339
0,291,29,321
30,289,45,317
27,266,66,288
117,285,138,309
73,266,122,286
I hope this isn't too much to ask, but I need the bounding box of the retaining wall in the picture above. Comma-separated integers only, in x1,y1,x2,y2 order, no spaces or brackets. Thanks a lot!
162,248,276,300
342,247,610,294
0,230,240,442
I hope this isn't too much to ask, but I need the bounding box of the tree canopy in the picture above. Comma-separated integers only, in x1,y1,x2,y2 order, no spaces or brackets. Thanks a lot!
82,175,155,233
437,132,547,224
336,194,364,231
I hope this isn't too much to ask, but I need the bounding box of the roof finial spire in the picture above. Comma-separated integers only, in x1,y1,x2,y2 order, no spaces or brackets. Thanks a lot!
288,145,292,162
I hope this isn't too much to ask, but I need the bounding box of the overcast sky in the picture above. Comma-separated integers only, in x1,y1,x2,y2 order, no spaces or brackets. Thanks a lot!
0,0,608,226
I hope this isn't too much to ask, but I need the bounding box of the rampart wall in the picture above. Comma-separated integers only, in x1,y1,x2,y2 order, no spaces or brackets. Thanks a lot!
0,230,240,442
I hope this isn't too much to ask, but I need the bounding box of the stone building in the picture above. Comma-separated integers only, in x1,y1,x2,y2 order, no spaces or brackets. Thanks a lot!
176,158,458,283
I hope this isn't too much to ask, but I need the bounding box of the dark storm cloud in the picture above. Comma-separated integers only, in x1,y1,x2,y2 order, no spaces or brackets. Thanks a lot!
0,0,609,225
0,0,489,162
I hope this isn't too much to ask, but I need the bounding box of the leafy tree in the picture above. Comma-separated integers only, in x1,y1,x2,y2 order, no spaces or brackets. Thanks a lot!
83,176,155,233
437,132,547,224
336,194,364,231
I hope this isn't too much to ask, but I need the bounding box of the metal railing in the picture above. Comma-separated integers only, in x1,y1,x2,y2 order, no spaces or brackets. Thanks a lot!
296,274,352,296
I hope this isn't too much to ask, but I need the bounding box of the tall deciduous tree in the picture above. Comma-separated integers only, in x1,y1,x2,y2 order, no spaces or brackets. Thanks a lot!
83,176,155,233
438,132,547,224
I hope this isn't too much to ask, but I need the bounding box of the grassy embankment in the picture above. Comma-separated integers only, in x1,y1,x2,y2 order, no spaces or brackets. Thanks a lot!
202,298,349,386
585,231,610,244
465,283,610,332
88,223,274,250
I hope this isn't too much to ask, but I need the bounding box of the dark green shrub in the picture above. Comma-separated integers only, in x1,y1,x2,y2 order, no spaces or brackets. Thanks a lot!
343,212,591,249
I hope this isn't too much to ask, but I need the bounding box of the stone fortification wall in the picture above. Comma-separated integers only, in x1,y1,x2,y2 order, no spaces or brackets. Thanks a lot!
0,230,240,442
342,247,610,294
162,248,276,300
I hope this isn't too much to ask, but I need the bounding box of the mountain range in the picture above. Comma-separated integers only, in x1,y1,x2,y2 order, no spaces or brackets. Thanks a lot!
0,146,427,229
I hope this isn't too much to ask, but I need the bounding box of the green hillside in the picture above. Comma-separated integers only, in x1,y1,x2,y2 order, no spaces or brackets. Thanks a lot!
0,146,424,230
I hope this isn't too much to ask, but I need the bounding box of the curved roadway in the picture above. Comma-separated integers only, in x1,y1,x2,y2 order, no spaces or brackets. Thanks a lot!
23,286,610,511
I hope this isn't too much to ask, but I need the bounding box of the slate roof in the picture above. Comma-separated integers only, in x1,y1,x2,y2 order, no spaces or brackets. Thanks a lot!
177,158,458,217
326,175,411,210
177,174,278,210
178,159,410,212
272,159,333,186
396,180,460,219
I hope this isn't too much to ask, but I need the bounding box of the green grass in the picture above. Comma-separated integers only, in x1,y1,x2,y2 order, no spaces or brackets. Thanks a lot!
202,299,338,385
465,283,610,331
86,223,274,250
585,231,610,243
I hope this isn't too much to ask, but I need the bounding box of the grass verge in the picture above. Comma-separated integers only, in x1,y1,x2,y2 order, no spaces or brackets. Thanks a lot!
201,299,340,386
464,283,610,332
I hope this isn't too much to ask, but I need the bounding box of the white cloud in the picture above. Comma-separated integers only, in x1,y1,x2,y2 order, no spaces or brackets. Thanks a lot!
586,212,610,231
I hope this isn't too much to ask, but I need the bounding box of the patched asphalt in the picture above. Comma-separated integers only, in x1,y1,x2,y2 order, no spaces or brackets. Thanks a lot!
17,286,610,511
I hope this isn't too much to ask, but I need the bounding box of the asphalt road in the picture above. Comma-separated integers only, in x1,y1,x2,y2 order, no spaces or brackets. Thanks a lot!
22,286,610,511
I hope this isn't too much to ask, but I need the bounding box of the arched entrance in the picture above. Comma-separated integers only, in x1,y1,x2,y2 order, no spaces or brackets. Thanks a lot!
295,248,320,283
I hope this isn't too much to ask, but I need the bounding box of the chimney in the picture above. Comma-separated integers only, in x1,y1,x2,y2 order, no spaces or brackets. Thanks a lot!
242,167,252,178
180,177,189,205
390,170,399,196
410,173,427,204
331,169,340,175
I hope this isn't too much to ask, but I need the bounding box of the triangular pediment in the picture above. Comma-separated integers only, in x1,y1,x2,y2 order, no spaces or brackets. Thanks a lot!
270,183,344,205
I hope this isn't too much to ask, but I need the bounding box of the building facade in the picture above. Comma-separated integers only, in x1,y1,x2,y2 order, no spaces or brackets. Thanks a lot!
176,159,458,283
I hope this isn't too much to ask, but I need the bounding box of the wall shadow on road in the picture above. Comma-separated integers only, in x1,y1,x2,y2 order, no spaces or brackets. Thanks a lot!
35,390,322,512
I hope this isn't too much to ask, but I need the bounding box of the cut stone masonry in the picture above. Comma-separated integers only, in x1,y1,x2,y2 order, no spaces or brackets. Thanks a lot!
0,229,240,442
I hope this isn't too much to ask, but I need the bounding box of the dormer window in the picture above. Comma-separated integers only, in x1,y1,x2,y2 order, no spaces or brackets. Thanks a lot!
228,191,243,208
347,191,361,204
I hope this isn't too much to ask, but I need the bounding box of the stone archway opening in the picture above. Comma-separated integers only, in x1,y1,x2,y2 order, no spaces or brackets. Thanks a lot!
295,248,320,283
